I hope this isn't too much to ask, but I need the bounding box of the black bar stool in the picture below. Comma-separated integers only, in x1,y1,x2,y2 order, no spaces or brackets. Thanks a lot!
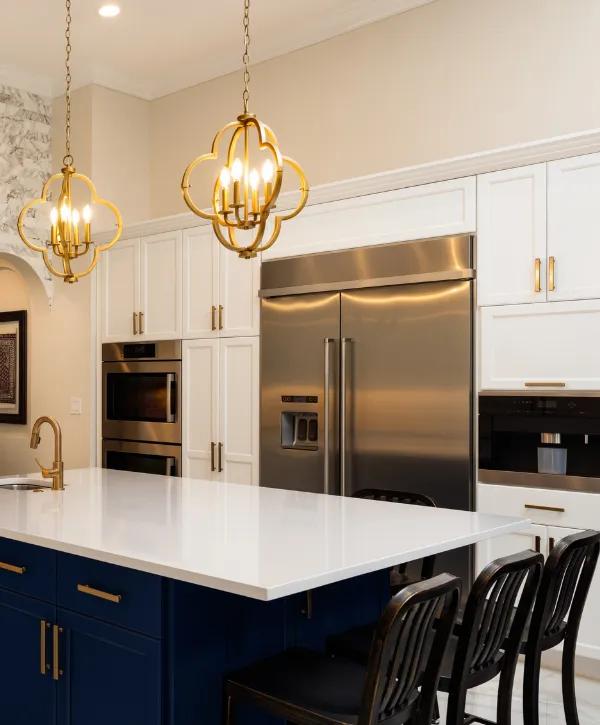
523,529,600,725
224,573,461,725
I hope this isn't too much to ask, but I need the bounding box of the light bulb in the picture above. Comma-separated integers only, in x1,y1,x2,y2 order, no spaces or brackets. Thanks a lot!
262,159,274,183
99,4,120,18
72,209,80,226
83,205,92,223
220,167,231,187
61,203,71,222
231,158,243,182
50,207,58,225
249,168,260,191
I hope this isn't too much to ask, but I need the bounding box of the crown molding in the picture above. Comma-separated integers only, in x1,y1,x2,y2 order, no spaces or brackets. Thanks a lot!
94,127,600,243
0,66,52,98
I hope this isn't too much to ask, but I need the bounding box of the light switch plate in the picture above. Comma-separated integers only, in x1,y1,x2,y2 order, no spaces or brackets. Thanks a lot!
70,397,82,415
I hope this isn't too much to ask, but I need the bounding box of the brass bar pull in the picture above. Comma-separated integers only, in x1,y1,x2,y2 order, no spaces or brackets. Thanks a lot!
549,537,556,551
549,256,556,291
133,312,138,335
0,561,26,574
77,584,122,603
534,536,541,553
40,621,50,675
139,311,144,335
211,442,216,472
525,382,566,388
211,305,217,331
525,504,565,513
535,258,541,293
52,625,62,681
218,442,223,473
218,305,224,331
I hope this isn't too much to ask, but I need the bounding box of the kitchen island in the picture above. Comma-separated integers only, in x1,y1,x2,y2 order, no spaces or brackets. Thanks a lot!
0,469,529,725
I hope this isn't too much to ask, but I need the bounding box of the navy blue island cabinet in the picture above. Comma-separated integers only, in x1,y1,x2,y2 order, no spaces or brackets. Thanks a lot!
0,536,388,725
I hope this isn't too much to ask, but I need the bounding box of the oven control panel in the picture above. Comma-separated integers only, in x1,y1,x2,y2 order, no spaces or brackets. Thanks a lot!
123,343,157,360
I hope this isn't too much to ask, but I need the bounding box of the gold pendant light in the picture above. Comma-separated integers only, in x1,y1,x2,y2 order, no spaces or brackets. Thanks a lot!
181,0,309,259
18,0,122,283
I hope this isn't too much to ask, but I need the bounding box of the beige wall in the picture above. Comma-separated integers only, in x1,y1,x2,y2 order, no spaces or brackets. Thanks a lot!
150,0,600,218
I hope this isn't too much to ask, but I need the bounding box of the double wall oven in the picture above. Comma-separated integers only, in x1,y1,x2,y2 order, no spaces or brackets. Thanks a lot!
102,341,182,476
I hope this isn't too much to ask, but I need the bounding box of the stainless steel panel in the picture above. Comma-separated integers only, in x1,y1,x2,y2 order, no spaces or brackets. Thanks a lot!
260,293,340,493
102,360,182,444
261,235,474,296
341,281,474,582
102,439,182,477
479,469,600,494
102,340,182,362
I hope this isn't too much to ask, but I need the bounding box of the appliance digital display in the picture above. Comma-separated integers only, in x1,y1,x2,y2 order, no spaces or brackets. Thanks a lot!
123,344,157,360
281,395,318,404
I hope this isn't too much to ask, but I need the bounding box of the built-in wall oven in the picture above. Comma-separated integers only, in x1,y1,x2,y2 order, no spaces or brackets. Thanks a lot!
102,341,182,476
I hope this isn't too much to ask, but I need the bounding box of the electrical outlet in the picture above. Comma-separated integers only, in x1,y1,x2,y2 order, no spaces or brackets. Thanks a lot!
70,397,82,415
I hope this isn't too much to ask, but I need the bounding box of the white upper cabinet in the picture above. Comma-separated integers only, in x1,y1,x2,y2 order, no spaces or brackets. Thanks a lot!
477,165,547,306
547,153,600,302
480,300,600,391
100,237,139,343
139,231,182,340
183,225,260,339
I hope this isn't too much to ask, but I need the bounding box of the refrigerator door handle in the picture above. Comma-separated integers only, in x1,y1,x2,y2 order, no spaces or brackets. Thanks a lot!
340,337,352,496
324,338,334,494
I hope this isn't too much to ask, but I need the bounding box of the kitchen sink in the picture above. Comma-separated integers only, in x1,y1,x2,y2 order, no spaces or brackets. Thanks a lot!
0,478,50,491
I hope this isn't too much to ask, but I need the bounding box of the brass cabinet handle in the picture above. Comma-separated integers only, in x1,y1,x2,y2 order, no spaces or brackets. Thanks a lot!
211,442,216,472
218,442,223,473
535,258,541,293
139,311,144,335
525,382,566,388
133,312,138,335
211,305,217,331
40,621,50,675
0,561,26,574
77,584,122,603
525,504,565,513
53,625,62,681
549,256,556,291
218,305,224,331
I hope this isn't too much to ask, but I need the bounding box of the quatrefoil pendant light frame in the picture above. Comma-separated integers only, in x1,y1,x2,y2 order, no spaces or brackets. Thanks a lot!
181,0,309,259
18,0,122,283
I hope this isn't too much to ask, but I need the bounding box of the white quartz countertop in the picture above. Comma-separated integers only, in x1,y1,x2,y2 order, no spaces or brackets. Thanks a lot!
0,469,530,600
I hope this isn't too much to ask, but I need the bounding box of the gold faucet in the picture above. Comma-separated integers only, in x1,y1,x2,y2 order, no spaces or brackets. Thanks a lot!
30,416,64,491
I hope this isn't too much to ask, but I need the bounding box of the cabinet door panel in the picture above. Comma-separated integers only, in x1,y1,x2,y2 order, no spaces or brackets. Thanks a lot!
219,337,260,485
183,226,219,339
100,238,138,343
477,165,547,306
57,609,162,725
0,589,56,725
547,526,600,662
475,524,546,576
548,153,600,302
183,339,219,480
139,230,182,340
219,246,260,337
480,301,600,390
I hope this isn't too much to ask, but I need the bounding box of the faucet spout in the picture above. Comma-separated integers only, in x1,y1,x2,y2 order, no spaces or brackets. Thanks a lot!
30,416,64,491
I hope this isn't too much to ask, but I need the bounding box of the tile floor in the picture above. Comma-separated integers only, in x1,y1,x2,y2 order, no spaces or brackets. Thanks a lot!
437,663,600,724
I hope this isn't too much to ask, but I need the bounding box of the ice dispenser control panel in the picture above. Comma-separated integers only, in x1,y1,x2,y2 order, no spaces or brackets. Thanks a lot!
280,396,319,451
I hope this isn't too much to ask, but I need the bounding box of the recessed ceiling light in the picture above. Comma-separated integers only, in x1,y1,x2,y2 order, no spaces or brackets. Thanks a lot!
99,4,120,18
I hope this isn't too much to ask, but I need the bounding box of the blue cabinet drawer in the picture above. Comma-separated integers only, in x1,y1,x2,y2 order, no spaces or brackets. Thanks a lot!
0,537,57,602
57,553,164,638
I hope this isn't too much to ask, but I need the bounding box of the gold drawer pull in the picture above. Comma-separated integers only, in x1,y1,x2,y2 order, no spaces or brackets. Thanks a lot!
77,584,122,603
0,561,26,574
525,382,566,388
525,504,565,513
549,256,556,291
53,625,62,680
535,258,541,293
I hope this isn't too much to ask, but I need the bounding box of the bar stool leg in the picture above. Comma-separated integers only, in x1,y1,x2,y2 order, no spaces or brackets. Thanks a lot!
523,648,542,725
562,634,580,725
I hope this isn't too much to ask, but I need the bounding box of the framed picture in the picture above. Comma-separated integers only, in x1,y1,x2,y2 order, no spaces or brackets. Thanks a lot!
0,311,27,425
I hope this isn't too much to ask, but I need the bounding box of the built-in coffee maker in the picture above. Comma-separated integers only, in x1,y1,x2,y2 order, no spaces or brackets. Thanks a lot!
479,394,600,492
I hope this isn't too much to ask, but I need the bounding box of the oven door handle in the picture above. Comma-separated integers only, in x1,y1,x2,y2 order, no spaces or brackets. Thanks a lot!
166,374,176,423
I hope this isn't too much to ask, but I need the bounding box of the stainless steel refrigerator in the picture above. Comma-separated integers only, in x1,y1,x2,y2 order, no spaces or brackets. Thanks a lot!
259,235,475,584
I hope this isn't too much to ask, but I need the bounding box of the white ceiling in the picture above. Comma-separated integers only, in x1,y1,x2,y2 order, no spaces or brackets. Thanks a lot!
0,0,436,100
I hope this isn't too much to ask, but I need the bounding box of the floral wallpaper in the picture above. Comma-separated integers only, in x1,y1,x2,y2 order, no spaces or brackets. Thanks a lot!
0,84,52,301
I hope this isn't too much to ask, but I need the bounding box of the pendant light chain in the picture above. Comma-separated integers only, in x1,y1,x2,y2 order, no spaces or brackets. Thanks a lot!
64,0,73,166
242,0,251,113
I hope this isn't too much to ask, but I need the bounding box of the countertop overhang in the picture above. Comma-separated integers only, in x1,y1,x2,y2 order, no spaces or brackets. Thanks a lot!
0,469,530,600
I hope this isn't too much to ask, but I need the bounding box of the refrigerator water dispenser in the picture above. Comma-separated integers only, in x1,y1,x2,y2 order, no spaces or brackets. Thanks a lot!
281,412,318,451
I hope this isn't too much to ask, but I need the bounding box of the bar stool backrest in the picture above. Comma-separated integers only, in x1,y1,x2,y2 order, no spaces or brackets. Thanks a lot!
359,573,461,725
